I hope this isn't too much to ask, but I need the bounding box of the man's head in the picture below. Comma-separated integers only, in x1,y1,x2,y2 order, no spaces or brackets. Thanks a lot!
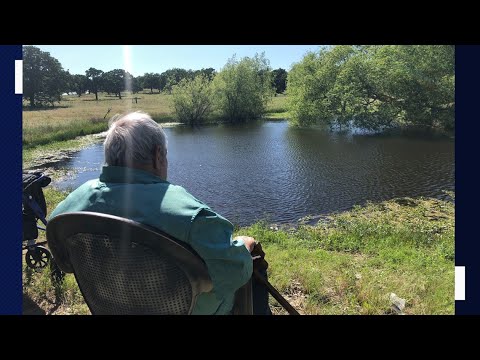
104,111,168,180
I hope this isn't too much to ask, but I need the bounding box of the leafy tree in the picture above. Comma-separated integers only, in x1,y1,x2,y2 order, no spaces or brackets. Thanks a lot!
162,68,190,93
172,75,215,125
132,76,143,93
199,68,216,81
158,73,167,92
85,67,104,101
212,53,275,123
23,46,69,107
143,72,160,93
71,74,90,97
287,45,455,131
102,69,126,99
271,68,288,94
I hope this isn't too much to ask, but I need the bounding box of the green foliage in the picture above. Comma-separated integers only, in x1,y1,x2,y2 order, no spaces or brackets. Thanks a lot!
212,53,275,123
239,196,454,314
131,76,143,94
102,69,127,99
23,46,70,107
85,68,103,101
162,68,191,93
70,74,90,97
271,68,288,94
143,72,162,93
172,75,214,125
287,45,455,131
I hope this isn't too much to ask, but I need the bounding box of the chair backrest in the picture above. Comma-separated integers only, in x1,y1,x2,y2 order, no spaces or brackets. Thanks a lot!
46,211,214,315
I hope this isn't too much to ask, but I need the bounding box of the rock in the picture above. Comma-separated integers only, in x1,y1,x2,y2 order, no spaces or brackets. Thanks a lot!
390,293,406,315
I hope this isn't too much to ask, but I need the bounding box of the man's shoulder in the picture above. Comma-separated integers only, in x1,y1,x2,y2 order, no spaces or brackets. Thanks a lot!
165,183,209,207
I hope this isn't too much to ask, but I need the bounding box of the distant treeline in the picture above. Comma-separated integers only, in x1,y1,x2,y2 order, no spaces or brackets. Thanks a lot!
24,45,454,132
22,46,287,108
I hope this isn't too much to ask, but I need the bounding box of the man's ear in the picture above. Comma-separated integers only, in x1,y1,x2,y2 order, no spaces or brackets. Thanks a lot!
152,145,161,169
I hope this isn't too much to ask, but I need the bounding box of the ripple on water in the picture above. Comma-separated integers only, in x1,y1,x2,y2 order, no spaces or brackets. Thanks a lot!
49,122,454,226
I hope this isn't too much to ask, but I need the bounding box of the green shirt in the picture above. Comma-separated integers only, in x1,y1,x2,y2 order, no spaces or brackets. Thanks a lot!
50,166,253,315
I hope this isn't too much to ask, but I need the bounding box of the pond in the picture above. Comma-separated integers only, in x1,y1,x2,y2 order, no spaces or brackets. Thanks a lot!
50,121,455,226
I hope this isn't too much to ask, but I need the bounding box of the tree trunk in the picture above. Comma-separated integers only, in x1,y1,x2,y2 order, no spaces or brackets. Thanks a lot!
150,87,153,94
118,92,122,100
95,91,98,101
30,95,35,108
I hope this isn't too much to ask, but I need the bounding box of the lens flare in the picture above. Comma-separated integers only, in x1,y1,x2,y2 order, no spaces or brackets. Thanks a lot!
123,45,133,110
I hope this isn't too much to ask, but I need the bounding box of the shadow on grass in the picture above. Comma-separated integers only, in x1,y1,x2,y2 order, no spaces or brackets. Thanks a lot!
23,293,46,315
23,105,71,111
82,98,122,102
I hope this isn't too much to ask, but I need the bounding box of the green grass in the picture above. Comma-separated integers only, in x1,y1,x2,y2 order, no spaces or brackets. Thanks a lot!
23,187,454,315
264,94,289,120
22,187,91,315
239,196,454,314
23,92,177,149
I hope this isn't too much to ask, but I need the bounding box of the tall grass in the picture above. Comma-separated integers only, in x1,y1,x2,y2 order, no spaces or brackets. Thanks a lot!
23,92,176,149
264,94,289,120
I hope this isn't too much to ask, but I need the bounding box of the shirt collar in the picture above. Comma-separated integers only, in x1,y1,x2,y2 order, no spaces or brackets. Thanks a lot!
99,166,169,185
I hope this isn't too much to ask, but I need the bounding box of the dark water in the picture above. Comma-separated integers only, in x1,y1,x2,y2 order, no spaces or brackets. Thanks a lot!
51,121,454,226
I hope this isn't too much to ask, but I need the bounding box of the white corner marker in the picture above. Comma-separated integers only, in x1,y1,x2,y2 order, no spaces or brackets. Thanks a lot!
455,266,465,301
15,60,23,94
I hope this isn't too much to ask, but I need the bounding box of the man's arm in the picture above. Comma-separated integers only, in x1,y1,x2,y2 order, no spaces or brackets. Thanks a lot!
187,208,253,299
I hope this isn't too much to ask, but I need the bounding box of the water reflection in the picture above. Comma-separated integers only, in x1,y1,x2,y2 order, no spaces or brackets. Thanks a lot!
50,121,454,226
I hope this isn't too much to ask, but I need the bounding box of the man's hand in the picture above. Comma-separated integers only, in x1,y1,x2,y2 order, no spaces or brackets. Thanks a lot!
251,242,268,271
234,235,256,253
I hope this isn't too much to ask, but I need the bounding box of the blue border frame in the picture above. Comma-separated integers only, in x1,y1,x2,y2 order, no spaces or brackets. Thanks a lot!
0,45,477,315
455,45,480,315
0,45,22,315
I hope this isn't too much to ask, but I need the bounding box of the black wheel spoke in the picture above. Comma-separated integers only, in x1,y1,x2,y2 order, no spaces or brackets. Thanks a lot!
26,246,51,269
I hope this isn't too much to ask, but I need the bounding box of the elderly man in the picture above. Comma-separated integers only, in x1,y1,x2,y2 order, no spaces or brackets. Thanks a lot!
50,111,271,315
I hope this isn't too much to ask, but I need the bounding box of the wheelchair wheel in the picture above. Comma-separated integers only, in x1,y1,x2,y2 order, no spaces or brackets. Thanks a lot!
25,246,51,269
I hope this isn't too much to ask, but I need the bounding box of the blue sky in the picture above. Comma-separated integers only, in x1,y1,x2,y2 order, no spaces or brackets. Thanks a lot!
34,45,324,76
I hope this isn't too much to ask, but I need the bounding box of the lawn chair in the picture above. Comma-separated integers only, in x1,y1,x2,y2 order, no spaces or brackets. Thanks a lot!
46,211,252,315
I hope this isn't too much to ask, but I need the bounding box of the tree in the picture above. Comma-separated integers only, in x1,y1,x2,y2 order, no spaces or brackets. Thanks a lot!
132,76,143,94
71,74,90,97
158,73,167,92
143,72,160,93
162,68,190,93
200,68,216,81
287,45,455,131
172,75,215,125
23,46,69,107
212,53,275,123
102,69,126,99
85,68,103,101
271,68,288,94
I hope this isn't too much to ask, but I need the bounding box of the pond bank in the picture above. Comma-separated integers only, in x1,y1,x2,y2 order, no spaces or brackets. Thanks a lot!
23,122,182,173
24,189,454,315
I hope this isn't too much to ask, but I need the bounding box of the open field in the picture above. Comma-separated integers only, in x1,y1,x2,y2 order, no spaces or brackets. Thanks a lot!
23,92,176,149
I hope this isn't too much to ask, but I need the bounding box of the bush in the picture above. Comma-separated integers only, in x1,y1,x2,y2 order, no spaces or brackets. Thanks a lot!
172,75,214,125
213,53,275,123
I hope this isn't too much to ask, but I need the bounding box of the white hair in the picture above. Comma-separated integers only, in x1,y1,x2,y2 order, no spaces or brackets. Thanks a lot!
104,111,167,167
